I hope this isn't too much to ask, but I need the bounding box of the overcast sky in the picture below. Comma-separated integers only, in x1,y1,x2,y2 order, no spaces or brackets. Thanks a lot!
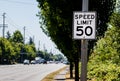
0,0,62,54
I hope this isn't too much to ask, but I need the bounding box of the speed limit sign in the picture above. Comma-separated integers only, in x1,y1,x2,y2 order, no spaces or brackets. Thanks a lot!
73,12,96,39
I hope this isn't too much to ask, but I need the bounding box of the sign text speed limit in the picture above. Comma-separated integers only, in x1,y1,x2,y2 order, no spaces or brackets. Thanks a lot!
73,12,96,39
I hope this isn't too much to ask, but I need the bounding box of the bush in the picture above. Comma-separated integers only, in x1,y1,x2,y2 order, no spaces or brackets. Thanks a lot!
88,61,120,81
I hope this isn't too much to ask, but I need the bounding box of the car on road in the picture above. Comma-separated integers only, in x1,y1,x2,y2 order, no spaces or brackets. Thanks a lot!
35,57,42,64
23,59,30,65
31,60,36,64
40,59,47,64
42,60,47,64
63,61,69,65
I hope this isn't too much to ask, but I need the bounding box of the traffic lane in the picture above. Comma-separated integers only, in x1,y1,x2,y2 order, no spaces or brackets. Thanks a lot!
0,64,66,81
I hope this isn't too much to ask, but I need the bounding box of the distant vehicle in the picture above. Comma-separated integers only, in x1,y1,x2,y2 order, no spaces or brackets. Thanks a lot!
63,61,69,65
55,61,60,64
35,57,47,64
23,59,29,65
31,60,36,64
48,61,54,64
41,59,47,64
35,57,42,64
43,60,47,64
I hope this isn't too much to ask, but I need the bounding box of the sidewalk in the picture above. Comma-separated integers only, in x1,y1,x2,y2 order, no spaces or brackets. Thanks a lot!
54,67,69,81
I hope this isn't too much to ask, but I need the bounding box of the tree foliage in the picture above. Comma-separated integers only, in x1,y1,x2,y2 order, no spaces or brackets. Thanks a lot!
0,38,15,64
37,0,116,61
88,13,120,81
0,29,63,64
0,30,37,64
11,30,24,43
37,0,116,80
6,31,11,40
24,44,36,60
28,37,34,45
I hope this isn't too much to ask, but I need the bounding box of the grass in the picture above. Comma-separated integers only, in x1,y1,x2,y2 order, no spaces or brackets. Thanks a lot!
41,66,68,81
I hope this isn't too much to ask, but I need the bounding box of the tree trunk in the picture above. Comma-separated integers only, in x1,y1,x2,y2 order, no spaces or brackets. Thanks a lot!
70,61,73,78
75,54,79,81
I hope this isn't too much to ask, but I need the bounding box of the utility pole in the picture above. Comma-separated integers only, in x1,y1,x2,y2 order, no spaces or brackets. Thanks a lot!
38,40,40,51
21,26,26,62
33,35,35,43
43,44,47,52
0,13,8,38
23,26,26,44
0,13,8,64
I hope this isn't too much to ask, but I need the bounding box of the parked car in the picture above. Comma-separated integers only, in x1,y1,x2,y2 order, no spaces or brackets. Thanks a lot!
35,57,42,64
63,61,69,65
42,60,47,64
40,59,47,64
31,60,36,64
23,59,29,65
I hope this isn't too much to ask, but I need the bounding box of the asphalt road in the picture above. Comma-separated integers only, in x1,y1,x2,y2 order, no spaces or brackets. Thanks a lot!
0,63,66,81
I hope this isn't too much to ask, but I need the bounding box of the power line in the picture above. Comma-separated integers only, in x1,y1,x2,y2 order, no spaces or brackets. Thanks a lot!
0,13,35,43
5,14,38,45
0,0,38,6
6,14,34,38
6,14,22,30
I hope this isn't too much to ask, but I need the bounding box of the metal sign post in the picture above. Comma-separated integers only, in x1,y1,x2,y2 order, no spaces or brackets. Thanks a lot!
81,40,88,81
73,0,96,81
81,0,88,81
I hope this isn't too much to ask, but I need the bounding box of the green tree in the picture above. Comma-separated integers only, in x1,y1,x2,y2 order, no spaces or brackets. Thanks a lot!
0,38,15,64
10,30,24,63
55,54,64,61
6,31,11,40
37,50,44,58
26,37,36,60
28,37,34,45
11,30,23,43
88,13,120,80
24,44,36,60
12,42,23,63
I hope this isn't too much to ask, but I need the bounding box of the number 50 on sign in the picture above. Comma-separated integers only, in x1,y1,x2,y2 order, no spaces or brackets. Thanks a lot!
73,12,96,39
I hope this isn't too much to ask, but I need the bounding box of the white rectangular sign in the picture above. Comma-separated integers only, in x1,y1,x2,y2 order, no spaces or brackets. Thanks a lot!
73,12,96,39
